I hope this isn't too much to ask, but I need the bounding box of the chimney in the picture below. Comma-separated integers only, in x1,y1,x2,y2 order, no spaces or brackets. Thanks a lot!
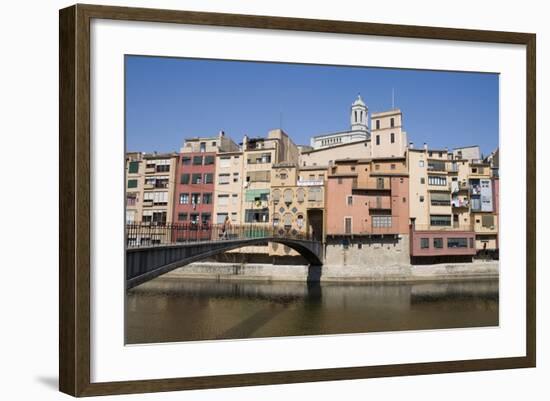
423,143,428,151
219,130,225,137
409,142,414,149
243,135,248,151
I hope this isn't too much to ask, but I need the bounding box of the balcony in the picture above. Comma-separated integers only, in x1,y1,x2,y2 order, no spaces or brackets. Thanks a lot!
353,177,391,191
143,183,154,190
145,167,156,174
142,199,153,207
412,223,474,232
451,198,469,208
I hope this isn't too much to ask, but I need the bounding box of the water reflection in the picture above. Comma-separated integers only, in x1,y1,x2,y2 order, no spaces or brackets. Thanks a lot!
126,278,498,344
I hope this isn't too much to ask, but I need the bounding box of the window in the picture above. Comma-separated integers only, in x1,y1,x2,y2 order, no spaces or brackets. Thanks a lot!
201,213,211,224
448,238,468,248
272,189,281,203
280,172,288,179
128,161,139,174
231,194,238,205
192,156,203,165
308,187,322,202
376,135,380,145
347,195,353,206
204,155,215,165
191,173,202,184
390,117,395,128
283,213,292,229
419,160,425,167
296,188,305,203
391,164,396,170
219,157,231,168
204,173,213,184
390,133,395,143
283,189,293,204
191,193,201,205
218,174,230,184
377,177,385,189
190,213,199,224
233,172,239,182
202,193,212,204
152,211,167,225
420,195,425,202
375,120,380,130
182,156,191,165
272,214,280,226
434,238,443,248
431,192,451,206
482,215,495,228
156,163,170,173
372,215,392,228
212,141,216,147
247,170,270,182
178,212,188,221
428,175,447,186
469,238,474,248
244,209,269,223
144,191,168,206
216,213,228,224
297,215,304,228
179,193,189,204
180,174,190,185
344,217,352,234
375,164,380,171
127,179,137,189
430,215,452,226
126,193,138,206
420,177,425,184
145,176,169,189
231,212,237,222
261,153,271,163
337,177,343,184
199,142,206,152
420,238,429,249
217,194,229,206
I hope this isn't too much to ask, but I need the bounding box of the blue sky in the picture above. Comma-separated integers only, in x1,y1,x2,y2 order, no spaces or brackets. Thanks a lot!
125,56,499,156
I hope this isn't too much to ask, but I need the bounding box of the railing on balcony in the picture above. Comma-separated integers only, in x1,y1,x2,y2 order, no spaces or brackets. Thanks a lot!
352,177,390,191
412,223,474,232
125,222,312,249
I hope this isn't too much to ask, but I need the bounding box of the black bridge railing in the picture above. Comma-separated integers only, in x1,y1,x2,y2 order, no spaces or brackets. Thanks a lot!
126,222,312,249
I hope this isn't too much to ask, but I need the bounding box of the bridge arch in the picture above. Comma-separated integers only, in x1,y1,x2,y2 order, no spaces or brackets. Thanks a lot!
126,237,323,289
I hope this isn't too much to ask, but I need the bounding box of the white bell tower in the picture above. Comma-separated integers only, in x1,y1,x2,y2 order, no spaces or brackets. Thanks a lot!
350,94,368,132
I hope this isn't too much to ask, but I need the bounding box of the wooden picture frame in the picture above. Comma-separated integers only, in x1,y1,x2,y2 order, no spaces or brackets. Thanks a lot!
59,3,536,397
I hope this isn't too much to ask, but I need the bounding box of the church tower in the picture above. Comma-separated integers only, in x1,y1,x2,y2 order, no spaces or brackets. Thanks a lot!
350,94,368,132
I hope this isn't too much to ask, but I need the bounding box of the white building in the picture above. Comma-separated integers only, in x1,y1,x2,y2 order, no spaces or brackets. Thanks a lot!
310,94,370,149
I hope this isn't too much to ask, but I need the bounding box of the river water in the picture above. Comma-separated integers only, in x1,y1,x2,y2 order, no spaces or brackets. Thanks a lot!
125,277,498,344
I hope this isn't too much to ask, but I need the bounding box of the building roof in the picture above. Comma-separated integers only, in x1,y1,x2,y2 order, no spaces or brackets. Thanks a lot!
352,94,366,107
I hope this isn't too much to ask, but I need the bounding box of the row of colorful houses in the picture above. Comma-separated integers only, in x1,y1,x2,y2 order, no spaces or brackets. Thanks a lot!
126,95,499,265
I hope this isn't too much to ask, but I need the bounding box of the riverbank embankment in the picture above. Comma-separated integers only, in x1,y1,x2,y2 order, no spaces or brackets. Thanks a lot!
163,261,499,283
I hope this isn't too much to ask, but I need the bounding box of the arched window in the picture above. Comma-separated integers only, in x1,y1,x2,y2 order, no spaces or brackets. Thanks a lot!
283,189,293,204
297,214,304,228
283,213,293,229
272,213,280,227
272,189,281,203
296,188,305,203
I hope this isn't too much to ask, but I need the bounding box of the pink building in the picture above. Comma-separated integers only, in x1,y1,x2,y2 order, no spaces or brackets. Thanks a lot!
325,158,409,237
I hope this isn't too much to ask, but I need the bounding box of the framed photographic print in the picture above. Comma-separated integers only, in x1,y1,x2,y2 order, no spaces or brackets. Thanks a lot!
59,4,536,397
